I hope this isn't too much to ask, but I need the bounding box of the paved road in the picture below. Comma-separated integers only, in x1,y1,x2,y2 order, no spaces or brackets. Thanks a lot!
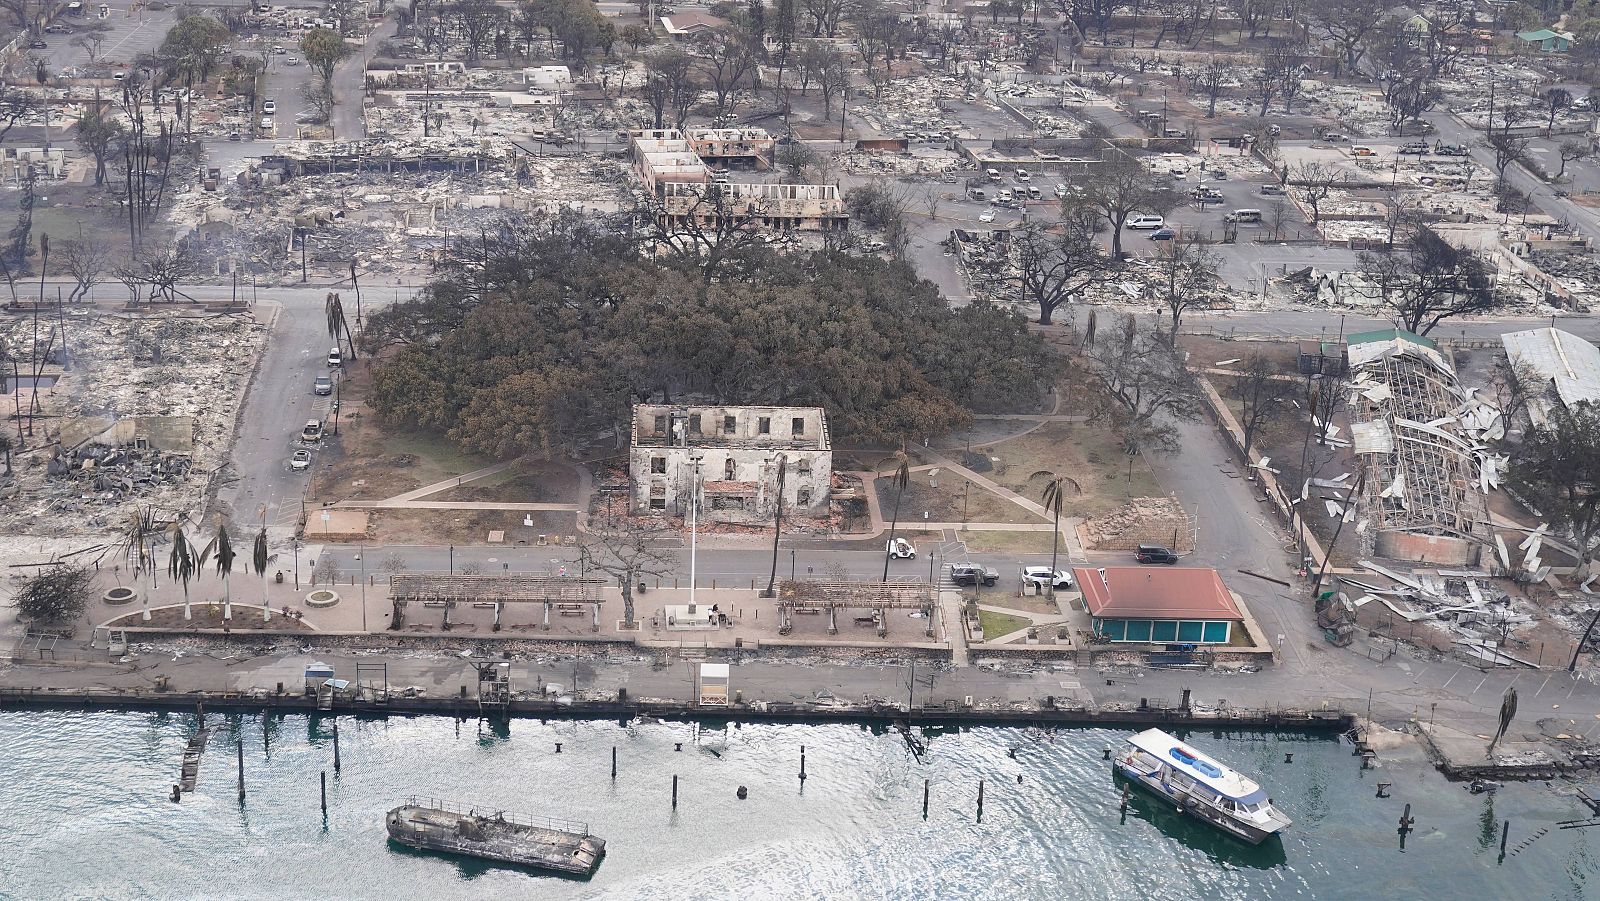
315,543,1085,586
331,17,396,140
1425,109,1600,243
199,285,411,541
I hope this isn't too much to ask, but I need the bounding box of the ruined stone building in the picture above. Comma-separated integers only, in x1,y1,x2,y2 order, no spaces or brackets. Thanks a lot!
628,130,848,231
629,404,832,522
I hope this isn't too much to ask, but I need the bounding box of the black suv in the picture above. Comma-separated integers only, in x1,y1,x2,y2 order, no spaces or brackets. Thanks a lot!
950,563,999,586
1136,545,1179,565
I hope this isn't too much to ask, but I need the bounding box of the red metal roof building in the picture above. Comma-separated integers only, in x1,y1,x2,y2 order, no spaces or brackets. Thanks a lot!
1071,566,1244,645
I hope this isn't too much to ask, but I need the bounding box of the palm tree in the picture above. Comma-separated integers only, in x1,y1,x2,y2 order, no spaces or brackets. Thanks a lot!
124,507,158,622
252,523,271,622
207,523,236,621
325,292,357,362
764,455,788,597
1042,475,1074,597
168,523,203,621
880,453,911,582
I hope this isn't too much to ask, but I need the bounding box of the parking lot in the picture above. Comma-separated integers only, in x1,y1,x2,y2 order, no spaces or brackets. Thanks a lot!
40,3,176,72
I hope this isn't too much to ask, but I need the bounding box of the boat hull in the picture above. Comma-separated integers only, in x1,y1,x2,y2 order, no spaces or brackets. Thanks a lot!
1114,762,1283,846
385,805,605,876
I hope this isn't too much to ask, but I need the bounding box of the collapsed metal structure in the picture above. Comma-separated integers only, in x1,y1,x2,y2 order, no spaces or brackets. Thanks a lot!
390,574,606,632
1346,331,1503,563
775,580,936,638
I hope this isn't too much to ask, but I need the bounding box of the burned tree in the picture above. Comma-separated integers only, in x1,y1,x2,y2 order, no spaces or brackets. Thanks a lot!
636,184,770,283
579,511,679,629
1075,150,1181,258
1077,314,1197,455
1014,212,1112,326
1152,236,1218,338
1359,225,1499,336
1230,353,1292,458
11,563,94,626
1509,401,1600,577
1288,161,1345,228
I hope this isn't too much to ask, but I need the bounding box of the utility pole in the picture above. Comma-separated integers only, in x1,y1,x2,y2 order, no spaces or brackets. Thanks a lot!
688,454,703,607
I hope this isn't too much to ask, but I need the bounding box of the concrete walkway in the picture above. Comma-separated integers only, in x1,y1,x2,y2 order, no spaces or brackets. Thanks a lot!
333,500,579,512
380,455,531,504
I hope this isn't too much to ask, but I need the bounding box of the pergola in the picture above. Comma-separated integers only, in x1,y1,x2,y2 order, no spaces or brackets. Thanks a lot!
775,580,936,637
390,574,607,632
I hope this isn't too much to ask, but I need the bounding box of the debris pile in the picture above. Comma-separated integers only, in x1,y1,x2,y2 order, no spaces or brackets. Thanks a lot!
0,311,267,536
1342,560,1540,666
1078,496,1192,551
47,442,194,492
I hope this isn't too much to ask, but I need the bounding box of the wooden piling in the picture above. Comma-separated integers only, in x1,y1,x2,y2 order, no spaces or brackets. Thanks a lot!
1285,753,1293,763
320,770,327,815
555,742,562,754
977,779,985,823
672,774,679,809
237,737,245,803
612,745,617,780
799,745,807,782
171,784,181,803
923,779,930,819
332,719,341,773
1500,820,1510,856
1120,784,1130,813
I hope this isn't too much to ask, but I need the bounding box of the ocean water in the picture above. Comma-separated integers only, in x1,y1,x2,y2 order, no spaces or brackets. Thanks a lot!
0,710,1594,900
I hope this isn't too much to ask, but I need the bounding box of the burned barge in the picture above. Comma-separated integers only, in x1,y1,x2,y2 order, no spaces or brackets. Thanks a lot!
385,798,606,876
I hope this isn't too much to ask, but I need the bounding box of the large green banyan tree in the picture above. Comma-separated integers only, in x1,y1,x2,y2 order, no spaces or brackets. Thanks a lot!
366,221,1055,458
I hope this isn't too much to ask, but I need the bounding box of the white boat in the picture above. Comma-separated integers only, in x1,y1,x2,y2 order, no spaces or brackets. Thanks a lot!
1114,728,1292,845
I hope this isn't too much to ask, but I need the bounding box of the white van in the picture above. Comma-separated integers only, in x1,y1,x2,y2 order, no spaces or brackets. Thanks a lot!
997,188,1014,203
1226,208,1263,224
1127,215,1165,230
986,168,1002,182
970,188,987,201
1027,185,1042,200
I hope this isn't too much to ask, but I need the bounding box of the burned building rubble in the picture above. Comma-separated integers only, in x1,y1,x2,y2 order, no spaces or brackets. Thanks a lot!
0,312,266,535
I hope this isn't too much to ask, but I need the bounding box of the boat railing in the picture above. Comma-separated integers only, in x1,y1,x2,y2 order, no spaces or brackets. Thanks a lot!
401,796,591,836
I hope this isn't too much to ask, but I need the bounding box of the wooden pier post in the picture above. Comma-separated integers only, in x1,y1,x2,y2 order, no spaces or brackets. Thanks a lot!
799,746,807,782
1120,784,1131,814
923,779,930,819
237,737,245,803
1500,820,1510,861
612,746,617,780
672,774,679,809
976,779,985,823
332,719,341,773
171,784,181,803
320,770,328,815
555,743,562,754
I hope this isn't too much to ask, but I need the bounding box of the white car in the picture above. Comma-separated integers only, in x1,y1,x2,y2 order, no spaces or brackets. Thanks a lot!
978,209,996,223
1022,566,1074,590
289,449,312,471
262,99,277,115
886,537,916,559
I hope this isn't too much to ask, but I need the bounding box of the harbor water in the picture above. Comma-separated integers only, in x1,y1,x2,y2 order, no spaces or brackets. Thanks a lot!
0,710,1596,900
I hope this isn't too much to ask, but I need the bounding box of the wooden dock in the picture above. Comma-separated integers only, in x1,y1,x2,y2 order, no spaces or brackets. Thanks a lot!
178,727,211,793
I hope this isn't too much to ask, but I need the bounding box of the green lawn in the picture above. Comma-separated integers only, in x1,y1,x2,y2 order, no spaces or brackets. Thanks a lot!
978,610,1034,640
